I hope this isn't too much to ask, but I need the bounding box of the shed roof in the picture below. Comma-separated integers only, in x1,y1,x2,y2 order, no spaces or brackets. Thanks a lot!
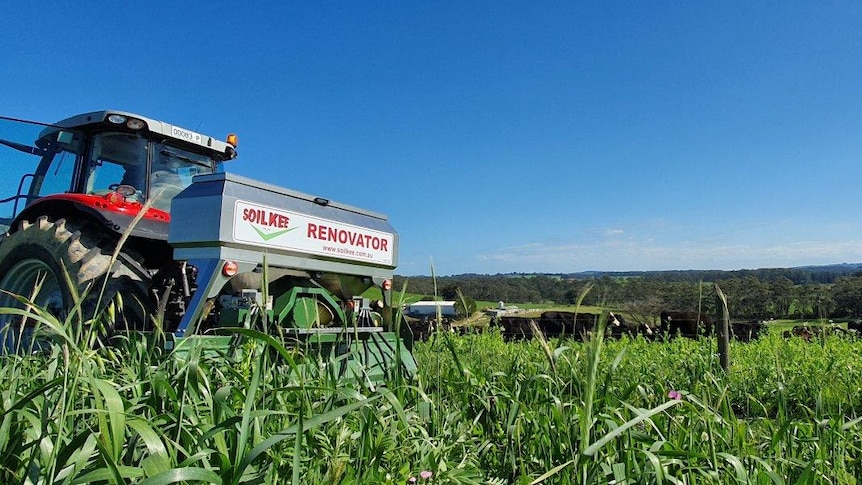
408,301,456,307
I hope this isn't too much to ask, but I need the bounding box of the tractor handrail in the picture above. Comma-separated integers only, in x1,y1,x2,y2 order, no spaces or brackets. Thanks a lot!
0,194,31,205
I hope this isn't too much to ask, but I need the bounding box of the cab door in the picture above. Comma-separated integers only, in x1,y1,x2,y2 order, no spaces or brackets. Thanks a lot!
0,117,82,231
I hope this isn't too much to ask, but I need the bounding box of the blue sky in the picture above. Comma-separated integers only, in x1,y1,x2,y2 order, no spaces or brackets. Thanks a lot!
2,2,862,276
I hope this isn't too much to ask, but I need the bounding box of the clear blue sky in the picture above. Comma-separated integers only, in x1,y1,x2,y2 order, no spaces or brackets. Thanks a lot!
2,2,862,276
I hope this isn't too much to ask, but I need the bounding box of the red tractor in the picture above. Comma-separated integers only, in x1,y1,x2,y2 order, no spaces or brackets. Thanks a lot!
0,111,415,378
0,111,235,335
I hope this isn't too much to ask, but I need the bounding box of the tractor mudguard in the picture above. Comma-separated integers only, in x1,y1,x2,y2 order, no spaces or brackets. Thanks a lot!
10,194,170,240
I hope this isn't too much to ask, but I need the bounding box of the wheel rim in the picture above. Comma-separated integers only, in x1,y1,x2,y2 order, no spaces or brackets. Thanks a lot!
0,258,65,320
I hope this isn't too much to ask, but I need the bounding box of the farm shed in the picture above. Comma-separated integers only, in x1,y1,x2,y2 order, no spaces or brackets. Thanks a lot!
406,301,457,317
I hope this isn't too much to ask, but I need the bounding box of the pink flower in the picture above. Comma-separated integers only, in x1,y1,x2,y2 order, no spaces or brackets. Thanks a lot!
420,470,433,480
668,390,682,400
408,478,417,483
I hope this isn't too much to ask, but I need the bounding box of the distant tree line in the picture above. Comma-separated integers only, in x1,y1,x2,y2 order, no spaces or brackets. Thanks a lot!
394,264,862,321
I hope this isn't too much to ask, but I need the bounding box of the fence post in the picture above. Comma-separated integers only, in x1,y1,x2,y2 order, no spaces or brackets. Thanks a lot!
714,283,731,372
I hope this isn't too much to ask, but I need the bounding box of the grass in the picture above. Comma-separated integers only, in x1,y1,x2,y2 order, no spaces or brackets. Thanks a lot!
415,329,862,483
3,263,862,483
4,302,862,483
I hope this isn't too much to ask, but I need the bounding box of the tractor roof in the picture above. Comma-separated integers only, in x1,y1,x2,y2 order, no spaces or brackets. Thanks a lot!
48,110,235,157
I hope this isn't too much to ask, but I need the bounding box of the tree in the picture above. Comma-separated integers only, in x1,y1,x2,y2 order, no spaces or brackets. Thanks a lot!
454,295,476,319
769,276,796,318
440,284,460,301
449,286,476,319
831,276,862,317
735,276,770,320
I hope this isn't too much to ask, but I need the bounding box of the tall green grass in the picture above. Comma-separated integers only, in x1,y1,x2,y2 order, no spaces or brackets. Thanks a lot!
4,297,862,483
4,257,862,484
414,328,862,484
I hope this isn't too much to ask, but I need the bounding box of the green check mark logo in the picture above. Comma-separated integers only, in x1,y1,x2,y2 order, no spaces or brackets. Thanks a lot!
252,225,296,241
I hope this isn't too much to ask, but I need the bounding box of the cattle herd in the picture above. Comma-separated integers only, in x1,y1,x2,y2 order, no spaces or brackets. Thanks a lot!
492,310,753,342
493,311,627,341
403,309,862,343
405,310,780,343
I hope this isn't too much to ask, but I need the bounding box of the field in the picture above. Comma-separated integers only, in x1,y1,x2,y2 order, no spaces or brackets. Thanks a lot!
2,308,862,484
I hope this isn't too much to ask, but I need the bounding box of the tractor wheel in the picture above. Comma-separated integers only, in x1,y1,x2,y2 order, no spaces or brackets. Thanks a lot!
0,216,153,351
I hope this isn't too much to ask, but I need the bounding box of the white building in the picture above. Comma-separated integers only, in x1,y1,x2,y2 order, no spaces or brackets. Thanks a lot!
405,301,457,317
484,301,521,318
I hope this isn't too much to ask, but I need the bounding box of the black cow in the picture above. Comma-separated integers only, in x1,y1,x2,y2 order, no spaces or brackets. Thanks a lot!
497,312,620,341
539,311,589,339
405,316,433,341
405,315,447,341
729,321,767,342
537,311,621,340
497,316,538,341
660,311,714,339
783,325,813,342
607,313,657,340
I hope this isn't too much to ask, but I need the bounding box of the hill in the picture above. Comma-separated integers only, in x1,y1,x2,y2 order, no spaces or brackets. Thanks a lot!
394,263,862,308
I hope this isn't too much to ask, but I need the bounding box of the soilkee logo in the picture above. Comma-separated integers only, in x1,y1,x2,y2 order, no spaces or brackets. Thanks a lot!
241,206,296,241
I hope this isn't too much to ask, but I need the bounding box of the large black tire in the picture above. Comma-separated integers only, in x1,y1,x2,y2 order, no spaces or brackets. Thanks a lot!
0,216,153,351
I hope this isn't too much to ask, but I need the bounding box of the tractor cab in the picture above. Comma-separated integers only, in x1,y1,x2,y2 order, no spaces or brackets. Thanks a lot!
0,111,236,233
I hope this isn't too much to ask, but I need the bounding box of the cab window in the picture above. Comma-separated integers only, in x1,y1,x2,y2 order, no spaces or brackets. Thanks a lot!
85,132,147,201
148,142,214,212
32,130,82,199
37,142,79,197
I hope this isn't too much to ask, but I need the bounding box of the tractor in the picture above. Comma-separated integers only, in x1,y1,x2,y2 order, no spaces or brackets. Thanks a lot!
0,110,415,378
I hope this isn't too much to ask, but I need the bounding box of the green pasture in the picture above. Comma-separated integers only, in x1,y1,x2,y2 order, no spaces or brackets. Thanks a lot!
3,304,862,484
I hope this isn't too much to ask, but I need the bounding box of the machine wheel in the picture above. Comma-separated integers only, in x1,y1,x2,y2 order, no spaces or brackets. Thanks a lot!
0,216,153,351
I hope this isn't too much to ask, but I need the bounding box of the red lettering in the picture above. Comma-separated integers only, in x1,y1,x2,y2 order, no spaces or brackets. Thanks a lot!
304,220,392,255
242,204,291,229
